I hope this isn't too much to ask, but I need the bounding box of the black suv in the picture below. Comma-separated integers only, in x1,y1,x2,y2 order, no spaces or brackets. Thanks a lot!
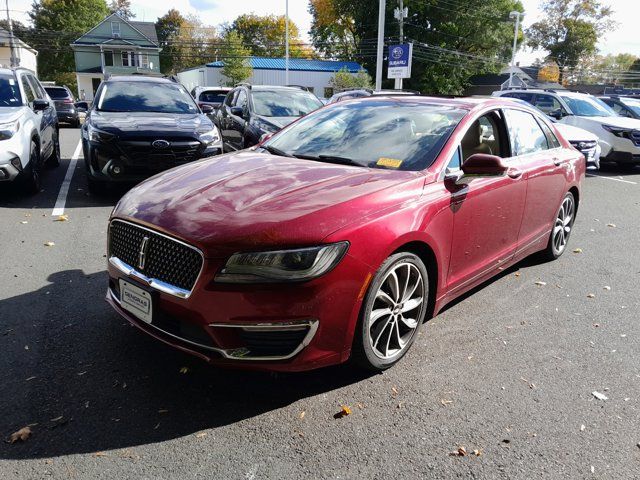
215,85,323,151
44,85,80,127
82,76,222,192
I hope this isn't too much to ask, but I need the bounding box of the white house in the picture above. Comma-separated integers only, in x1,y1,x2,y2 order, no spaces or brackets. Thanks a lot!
177,57,365,99
0,28,38,74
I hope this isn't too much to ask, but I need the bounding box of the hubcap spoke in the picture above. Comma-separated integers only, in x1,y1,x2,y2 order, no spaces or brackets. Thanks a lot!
402,297,423,313
369,307,393,327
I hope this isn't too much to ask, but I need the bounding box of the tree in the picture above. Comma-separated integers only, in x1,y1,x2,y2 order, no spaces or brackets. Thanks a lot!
29,0,109,82
220,31,253,86
526,0,615,81
537,61,560,83
229,14,313,58
329,67,372,91
109,0,134,20
310,0,524,95
156,9,186,73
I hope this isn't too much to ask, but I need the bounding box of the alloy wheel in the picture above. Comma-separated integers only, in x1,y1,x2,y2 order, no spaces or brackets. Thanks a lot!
369,262,425,360
552,194,574,255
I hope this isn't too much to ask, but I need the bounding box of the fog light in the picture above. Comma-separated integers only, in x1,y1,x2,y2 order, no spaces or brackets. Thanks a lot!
10,156,22,171
0,168,7,179
113,166,122,175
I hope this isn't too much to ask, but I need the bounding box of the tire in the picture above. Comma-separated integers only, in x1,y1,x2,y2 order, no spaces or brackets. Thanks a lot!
24,141,41,195
541,192,576,261
352,252,429,371
46,128,61,167
617,162,635,172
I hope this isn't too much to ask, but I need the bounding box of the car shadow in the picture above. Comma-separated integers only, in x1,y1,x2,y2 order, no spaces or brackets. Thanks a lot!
0,269,373,459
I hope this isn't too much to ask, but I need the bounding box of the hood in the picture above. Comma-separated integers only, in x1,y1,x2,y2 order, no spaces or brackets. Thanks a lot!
576,115,640,130
256,115,299,130
90,111,213,136
0,107,25,124
113,151,422,257
554,123,598,142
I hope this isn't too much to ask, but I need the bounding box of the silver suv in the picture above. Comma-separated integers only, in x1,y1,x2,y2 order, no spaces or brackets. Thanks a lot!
0,67,60,193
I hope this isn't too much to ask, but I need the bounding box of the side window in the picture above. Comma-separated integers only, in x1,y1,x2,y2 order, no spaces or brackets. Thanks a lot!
19,75,36,105
225,90,237,107
27,75,45,99
533,94,563,115
609,102,630,117
504,109,549,156
236,89,248,110
536,118,561,149
460,111,505,162
502,92,535,104
447,147,462,171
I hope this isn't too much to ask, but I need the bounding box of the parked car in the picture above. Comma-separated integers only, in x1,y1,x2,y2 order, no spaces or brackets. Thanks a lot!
191,86,231,114
215,84,323,152
81,76,222,193
106,96,584,372
43,85,80,127
0,67,60,193
327,88,420,104
493,88,640,170
599,95,640,120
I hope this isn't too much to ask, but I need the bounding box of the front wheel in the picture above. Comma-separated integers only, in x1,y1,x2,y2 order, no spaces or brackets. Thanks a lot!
352,252,429,371
542,192,575,260
24,141,41,194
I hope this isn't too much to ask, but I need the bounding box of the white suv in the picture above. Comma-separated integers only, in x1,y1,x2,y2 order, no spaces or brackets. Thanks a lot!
0,67,60,193
493,88,640,170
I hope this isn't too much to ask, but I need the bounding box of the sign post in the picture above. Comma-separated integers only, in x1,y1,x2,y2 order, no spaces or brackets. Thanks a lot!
387,43,413,84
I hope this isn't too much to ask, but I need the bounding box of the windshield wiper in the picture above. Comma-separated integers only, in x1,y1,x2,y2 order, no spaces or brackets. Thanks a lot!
261,145,294,157
293,154,364,167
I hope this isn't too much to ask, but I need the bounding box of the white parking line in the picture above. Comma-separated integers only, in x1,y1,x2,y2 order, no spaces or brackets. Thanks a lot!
586,173,637,185
52,140,82,216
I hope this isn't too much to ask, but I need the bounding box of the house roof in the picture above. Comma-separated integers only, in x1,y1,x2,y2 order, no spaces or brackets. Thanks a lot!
130,21,158,44
205,57,363,73
0,27,37,54
72,13,159,47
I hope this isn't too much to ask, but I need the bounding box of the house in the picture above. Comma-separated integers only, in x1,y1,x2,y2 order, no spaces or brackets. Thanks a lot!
70,13,161,100
465,65,564,96
0,28,38,73
177,57,365,99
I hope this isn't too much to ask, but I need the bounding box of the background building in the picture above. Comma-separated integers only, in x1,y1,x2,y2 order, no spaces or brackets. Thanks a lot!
177,57,364,99
0,27,38,74
71,13,161,100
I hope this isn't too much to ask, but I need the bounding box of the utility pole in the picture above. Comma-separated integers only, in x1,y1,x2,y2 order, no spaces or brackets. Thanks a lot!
5,0,18,67
285,0,289,85
508,11,524,89
393,0,408,90
375,0,386,91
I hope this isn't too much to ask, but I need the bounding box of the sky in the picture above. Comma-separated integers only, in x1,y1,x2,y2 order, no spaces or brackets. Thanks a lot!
6,0,639,65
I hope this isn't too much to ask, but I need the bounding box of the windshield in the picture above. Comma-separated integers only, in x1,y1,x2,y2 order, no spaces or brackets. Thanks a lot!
97,82,198,114
252,90,323,117
620,97,640,116
265,100,466,171
0,74,22,106
45,87,70,99
559,94,615,117
199,91,227,103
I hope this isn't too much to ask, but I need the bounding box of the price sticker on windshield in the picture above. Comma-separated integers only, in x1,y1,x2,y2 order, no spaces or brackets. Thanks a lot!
377,157,403,169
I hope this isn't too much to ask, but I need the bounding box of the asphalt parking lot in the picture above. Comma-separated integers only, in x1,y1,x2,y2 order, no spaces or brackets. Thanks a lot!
1,128,639,479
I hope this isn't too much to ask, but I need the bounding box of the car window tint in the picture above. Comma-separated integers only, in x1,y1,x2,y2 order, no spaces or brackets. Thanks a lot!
45,87,70,99
536,118,561,149
505,109,549,156
236,90,248,109
199,91,227,103
251,90,323,117
19,75,36,104
460,112,504,162
225,90,237,107
97,82,197,113
0,73,22,105
447,147,462,170
27,76,46,99
502,92,534,103
533,94,563,114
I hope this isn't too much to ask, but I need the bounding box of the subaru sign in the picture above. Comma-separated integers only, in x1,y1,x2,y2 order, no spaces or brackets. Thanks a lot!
387,43,413,79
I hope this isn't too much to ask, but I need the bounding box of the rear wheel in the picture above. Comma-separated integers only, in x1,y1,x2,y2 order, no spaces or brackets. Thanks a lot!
542,192,575,260
352,252,429,371
24,141,41,194
46,128,61,167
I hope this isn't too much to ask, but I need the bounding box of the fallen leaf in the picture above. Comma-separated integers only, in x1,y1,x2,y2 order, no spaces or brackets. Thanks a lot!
299,411,306,420
587,293,595,298
43,241,55,247
54,215,69,222
25,376,36,381
603,286,611,291
20,221,28,224
535,281,547,286
179,367,189,374
449,446,467,457
334,405,352,419
440,399,453,406
158,409,169,414
195,431,207,438
606,223,616,228
391,386,399,396
580,424,586,432
514,271,521,277
8,426,31,443
50,416,63,422
572,248,583,253
93,451,108,457
473,449,482,457
592,391,608,401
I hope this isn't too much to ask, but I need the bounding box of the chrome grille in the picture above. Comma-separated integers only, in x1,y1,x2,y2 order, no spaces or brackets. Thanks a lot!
118,139,202,166
109,220,203,292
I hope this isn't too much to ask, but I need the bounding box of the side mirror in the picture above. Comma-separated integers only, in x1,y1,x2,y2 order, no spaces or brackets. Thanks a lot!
200,104,214,114
75,101,88,112
32,99,49,111
446,154,508,185
230,106,245,118
548,108,564,120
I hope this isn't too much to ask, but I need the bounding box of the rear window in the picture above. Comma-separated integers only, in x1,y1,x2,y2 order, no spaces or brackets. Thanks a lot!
198,90,227,103
252,90,323,117
97,81,198,114
45,87,70,99
0,73,22,105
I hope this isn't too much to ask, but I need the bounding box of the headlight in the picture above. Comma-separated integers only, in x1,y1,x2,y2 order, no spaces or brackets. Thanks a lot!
199,125,221,145
87,123,116,143
0,121,20,140
215,242,349,283
250,117,279,134
602,124,631,138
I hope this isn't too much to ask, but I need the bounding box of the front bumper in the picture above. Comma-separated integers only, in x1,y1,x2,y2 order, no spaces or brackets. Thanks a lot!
106,243,370,372
0,136,28,182
57,110,79,123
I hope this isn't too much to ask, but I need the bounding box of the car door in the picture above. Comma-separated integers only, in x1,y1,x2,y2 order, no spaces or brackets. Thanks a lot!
27,74,55,153
18,73,49,156
503,108,569,251
217,89,237,150
445,110,527,293
228,88,248,150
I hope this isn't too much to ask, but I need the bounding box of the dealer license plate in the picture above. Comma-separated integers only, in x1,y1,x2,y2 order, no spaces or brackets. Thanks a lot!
119,279,153,324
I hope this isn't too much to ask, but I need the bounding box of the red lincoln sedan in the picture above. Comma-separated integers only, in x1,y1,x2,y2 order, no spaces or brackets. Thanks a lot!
106,96,584,372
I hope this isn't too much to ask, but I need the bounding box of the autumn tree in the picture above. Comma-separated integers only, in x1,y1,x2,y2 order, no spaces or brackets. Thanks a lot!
537,61,560,83
220,30,253,86
309,0,358,59
156,9,185,73
109,0,134,20
526,0,615,81
229,14,313,58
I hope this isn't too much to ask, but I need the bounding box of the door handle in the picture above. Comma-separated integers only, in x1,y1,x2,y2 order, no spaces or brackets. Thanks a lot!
508,168,523,179
553,157,563,166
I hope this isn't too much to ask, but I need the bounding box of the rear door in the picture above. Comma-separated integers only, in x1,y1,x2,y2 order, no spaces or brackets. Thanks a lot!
228,88,248,150
503,108,569,250
446,109,527,293
217,89,238,150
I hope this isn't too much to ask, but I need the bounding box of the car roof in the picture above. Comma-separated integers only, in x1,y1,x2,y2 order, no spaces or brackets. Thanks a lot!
248,85,312,92
105,76,175,84
341,95,516,111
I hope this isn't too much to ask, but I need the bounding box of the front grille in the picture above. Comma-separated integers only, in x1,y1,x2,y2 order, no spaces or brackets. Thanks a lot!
109,220,203,292
239,329,309,357
630,131,640,146
118,139,202,166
